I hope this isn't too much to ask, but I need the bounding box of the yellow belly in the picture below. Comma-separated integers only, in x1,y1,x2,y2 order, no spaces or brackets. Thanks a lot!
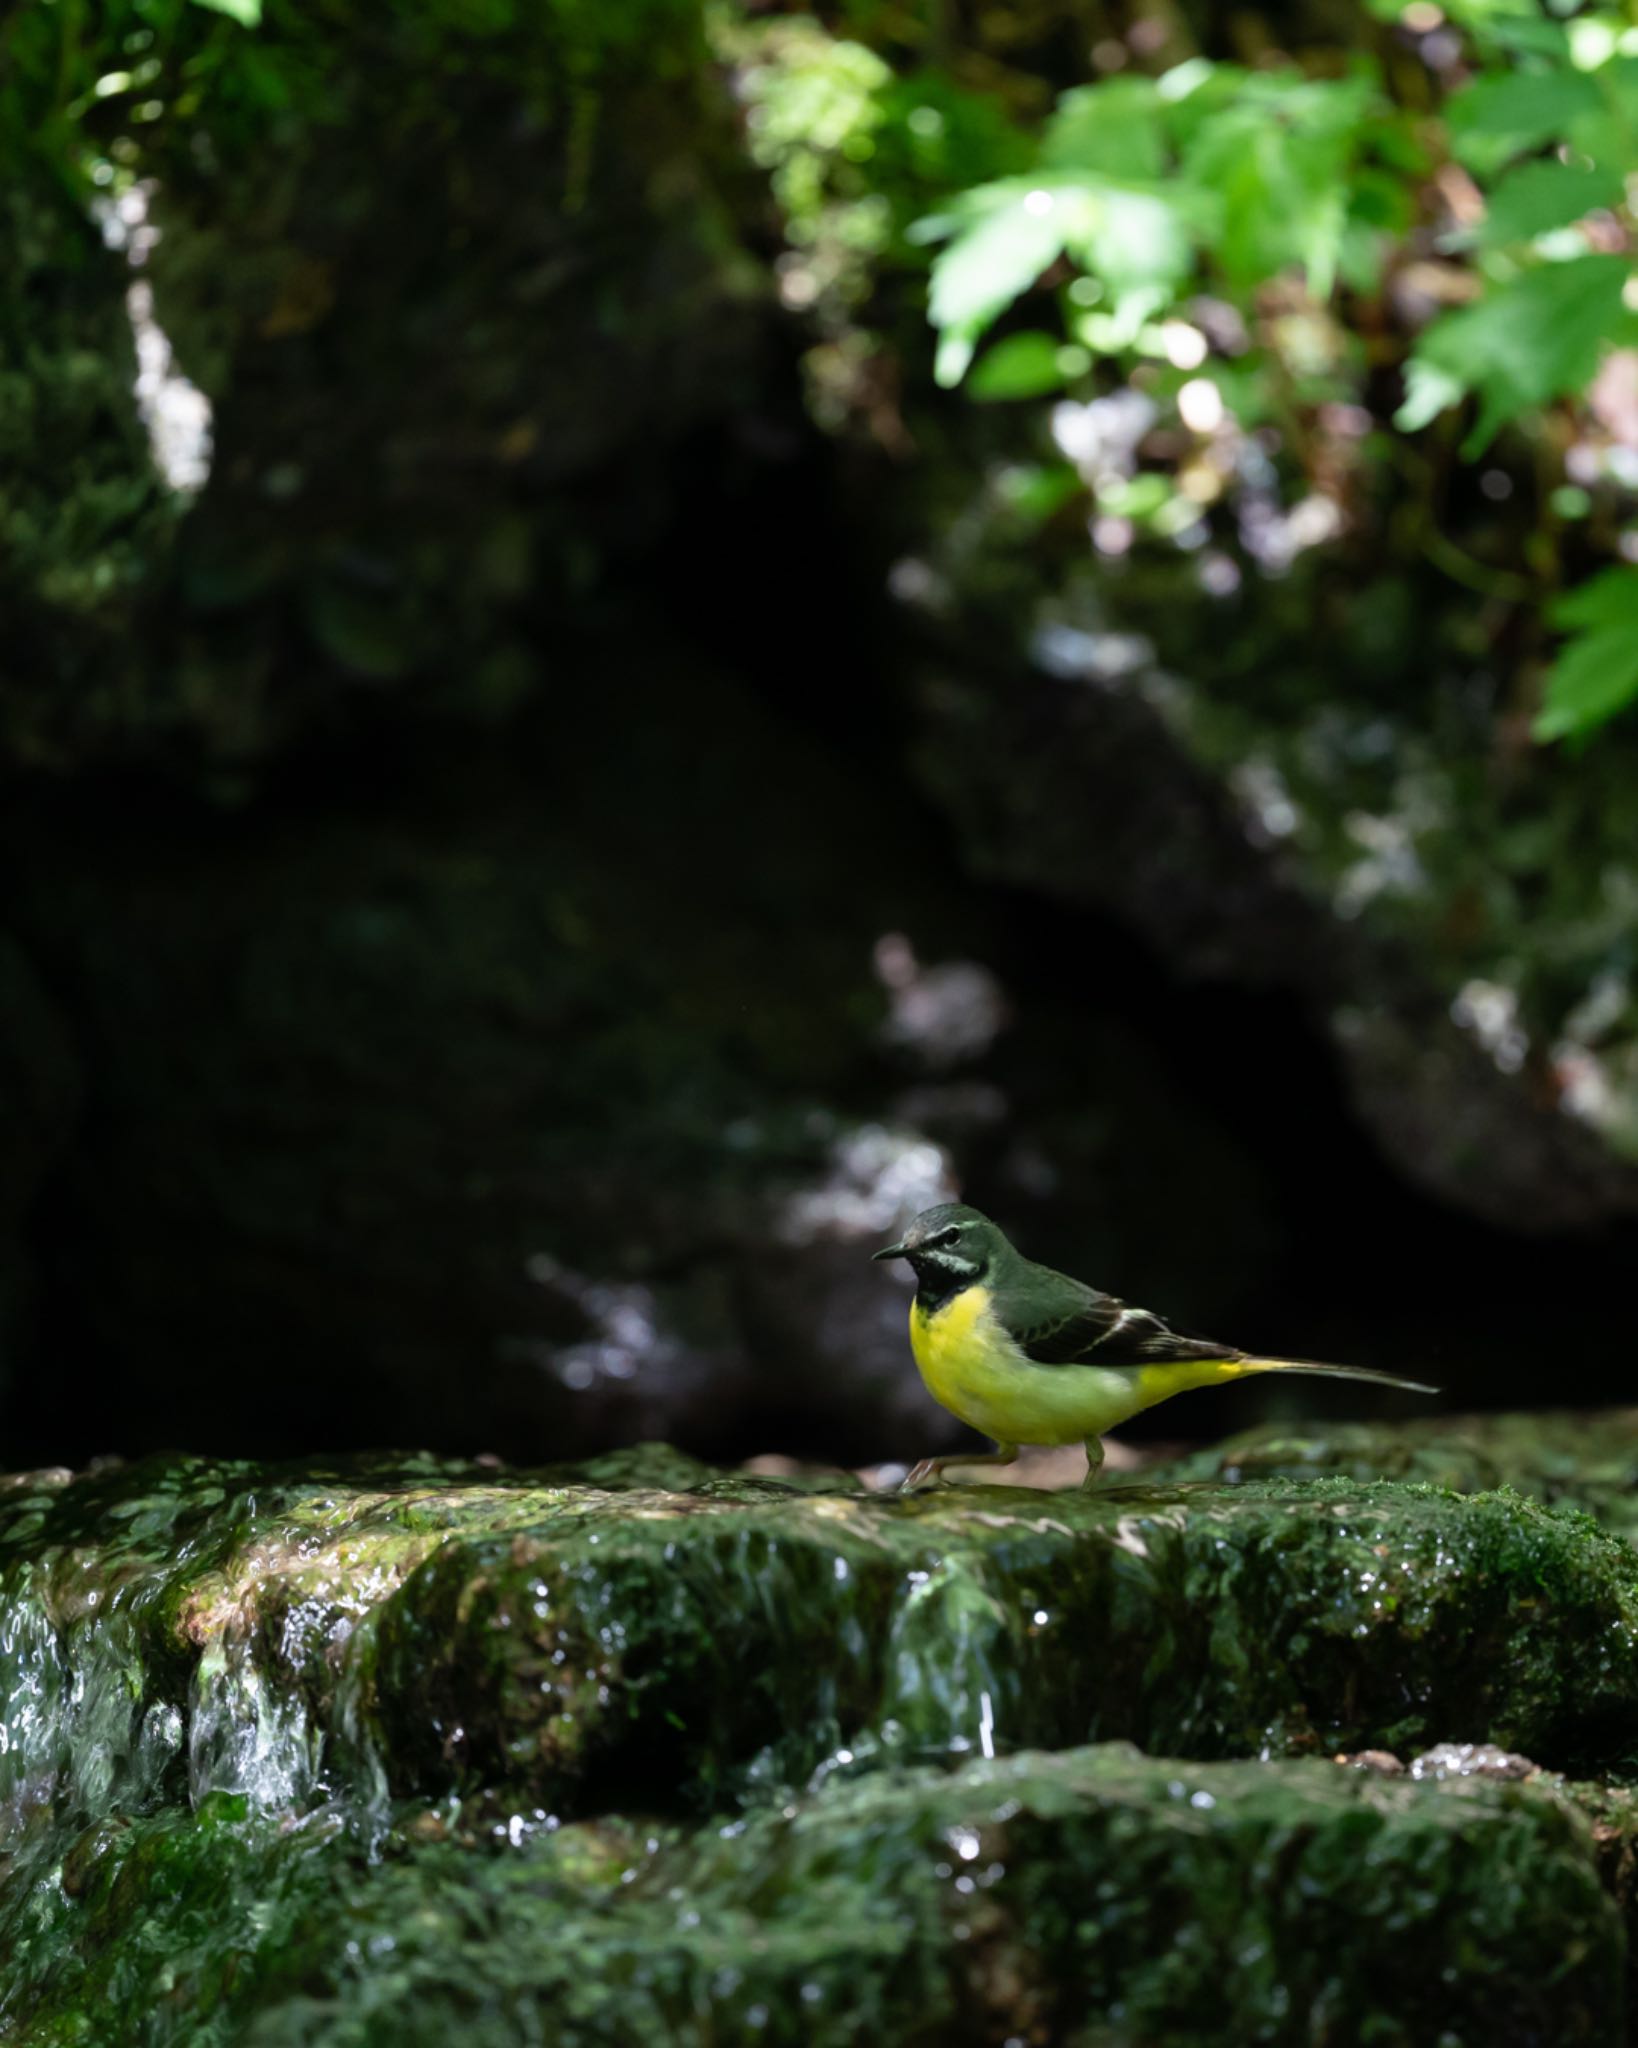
908,1287,1250,1448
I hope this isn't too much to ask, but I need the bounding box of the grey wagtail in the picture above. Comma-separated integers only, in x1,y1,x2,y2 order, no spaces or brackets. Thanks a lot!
873,1203,1436,1489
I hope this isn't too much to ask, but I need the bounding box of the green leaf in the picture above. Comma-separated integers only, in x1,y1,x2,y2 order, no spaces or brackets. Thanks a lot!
1462,13,1573,60
1477,159,1625,247
1181,78,1372,295
1536,568,1638,740
1097,471,1173,521
1042,79,1165,179
1448,69,1602,168
922,174,1193,379
1400,253,1632,451
1596,53,1638,123
1368,0,1566,48
994,462,1083,524
1060,184,1193,343
188,0,263,23
924,186,1068,385
968,332,1074,399
1395,355,1466,434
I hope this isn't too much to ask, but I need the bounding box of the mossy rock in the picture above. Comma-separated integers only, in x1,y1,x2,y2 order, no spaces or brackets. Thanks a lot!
8,1448,1638,1849
4,1449,1637,2041
0,0,764,771
1,1747,1623,2047
1151,1410,1638,1544
361,1469,1638,1797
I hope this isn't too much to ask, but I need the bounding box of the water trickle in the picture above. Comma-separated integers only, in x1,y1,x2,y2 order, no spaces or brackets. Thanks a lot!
187,1638,321,1813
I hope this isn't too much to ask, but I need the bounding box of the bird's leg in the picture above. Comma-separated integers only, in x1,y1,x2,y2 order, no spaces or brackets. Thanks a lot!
1081,1436,1107,1490
900,1443,1020,1493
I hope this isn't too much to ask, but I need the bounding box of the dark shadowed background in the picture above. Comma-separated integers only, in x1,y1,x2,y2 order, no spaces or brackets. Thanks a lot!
6,0,1638,1471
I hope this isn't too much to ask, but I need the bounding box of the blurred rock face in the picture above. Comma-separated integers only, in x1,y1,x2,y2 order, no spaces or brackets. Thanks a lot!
0,656,959,1463
2,1,763,771
904,622,1638,1235
3,625,1307,1465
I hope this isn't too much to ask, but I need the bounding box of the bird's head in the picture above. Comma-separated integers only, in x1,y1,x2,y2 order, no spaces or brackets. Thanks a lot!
871,1203,1005,1286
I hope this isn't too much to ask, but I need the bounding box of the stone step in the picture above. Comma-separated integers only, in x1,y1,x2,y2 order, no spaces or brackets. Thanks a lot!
5,1445,1638,1832
3,1744,1620,2046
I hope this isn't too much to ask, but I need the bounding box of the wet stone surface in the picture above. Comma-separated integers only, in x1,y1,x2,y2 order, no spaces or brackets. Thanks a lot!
1151,1408,1638,1543
5,1747,1624,2048
2,1439,1638,2042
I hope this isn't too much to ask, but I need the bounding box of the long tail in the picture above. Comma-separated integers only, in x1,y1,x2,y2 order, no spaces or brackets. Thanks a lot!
1235,1356,1439,1396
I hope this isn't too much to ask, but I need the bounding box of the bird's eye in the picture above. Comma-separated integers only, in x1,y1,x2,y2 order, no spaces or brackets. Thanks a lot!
930,1227,962,1248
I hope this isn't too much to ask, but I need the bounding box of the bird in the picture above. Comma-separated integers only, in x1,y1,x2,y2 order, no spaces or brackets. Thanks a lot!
872,1202,1437,1489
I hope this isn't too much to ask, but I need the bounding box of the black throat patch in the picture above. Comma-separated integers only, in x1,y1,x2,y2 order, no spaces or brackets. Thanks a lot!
912,1254,979,1316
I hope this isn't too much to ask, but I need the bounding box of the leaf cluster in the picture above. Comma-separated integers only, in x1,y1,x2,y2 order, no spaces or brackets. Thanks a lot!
738,3,1638,742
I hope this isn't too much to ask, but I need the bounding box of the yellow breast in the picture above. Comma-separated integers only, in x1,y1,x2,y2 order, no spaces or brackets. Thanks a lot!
907,1286,1128,1447
909,1285,1009,1412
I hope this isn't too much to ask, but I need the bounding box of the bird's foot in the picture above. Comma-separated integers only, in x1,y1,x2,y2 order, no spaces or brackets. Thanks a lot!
1080,1438,1107,1491
900,1457,954,1493
900,1445,1021,1493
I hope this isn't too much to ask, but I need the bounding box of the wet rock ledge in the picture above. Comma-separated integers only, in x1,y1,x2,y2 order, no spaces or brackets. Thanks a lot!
3,1429,1638,2043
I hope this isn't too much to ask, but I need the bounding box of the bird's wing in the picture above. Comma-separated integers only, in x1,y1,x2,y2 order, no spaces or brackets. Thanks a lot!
1003,1274,1237,1368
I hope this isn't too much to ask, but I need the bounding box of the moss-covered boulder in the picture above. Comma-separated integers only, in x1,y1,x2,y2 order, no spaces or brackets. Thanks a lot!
9,1448,1638,1841
1,1747,1623,2047
362,1470,1638,1794
1152,1410,1638,1544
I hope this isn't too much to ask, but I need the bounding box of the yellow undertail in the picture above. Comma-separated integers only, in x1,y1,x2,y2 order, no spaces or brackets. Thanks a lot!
1137,1355,1438,1407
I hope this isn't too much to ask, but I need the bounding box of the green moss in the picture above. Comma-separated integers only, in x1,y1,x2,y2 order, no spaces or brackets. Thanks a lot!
1,1749,1621,2046
8,1451,1638,1863
0,0,754,772
364,1470,1638,1802
4,1451,1636,2040
1153,1411,1638,1544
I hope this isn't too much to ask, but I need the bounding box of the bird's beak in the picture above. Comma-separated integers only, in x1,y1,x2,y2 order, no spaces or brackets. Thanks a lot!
872,1240,909,1262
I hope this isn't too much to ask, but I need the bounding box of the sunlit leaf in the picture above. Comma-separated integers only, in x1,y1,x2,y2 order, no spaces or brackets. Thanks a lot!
1595,53,1638,120
1395,355,1466,433
1097,472,1174,520
1535,568,1638,740
1062,183,1192,344
1461,13,1573,60
1042,79,1165,179
968,331,1072,399
1399,253,1632,451
1477,159,1624,246
1365,0,1565,43
923,184,1069,385
1181,77,1372,295
922,172,1193,380
188,0,263,24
